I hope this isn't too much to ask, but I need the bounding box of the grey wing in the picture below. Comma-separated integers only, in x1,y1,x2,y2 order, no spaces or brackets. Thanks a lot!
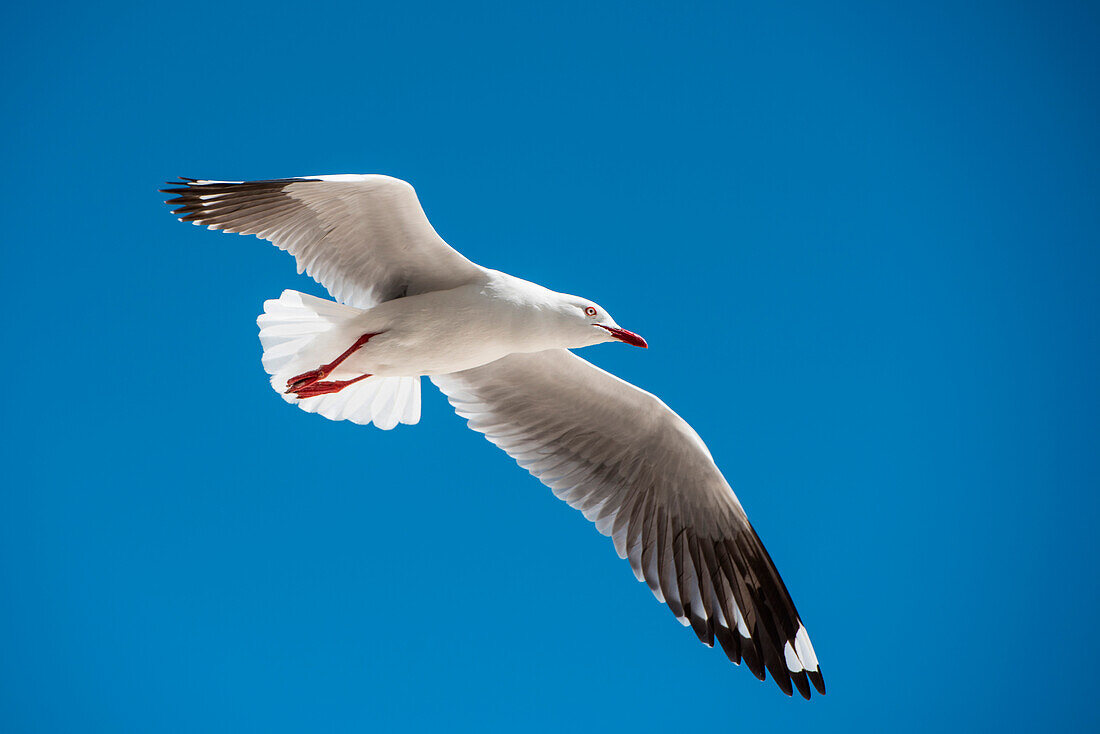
162,174,485,308
432,349,825,698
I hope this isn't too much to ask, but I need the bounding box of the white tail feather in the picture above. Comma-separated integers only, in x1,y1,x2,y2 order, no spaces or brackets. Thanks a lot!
257,290,421,429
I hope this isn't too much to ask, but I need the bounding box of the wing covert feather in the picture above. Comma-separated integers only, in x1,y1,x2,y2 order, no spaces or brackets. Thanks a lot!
431,349,824,697
163,174,484,308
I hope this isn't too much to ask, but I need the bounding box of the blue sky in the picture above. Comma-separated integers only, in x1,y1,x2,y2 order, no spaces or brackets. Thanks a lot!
2,1,1098,731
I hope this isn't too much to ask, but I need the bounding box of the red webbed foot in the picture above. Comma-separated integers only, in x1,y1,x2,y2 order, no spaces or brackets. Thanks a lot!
286,369,326,392
288,373,372,399
284,332,383,395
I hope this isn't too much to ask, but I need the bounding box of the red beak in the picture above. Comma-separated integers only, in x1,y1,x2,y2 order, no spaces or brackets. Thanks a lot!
596,324,648,348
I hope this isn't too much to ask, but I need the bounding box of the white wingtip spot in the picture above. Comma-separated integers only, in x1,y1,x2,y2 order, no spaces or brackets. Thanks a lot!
783,641,803,672
794,624,819,671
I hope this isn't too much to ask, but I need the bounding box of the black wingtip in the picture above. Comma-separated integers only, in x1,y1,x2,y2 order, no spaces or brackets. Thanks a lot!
791,669,812,700
160,176,195,186
808,669,826,695
742,638,766,681
774,670,794,697
159,177,198,194
714,626,742,665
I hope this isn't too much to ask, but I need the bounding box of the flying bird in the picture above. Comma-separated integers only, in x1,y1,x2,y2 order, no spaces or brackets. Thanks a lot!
162,174,825,698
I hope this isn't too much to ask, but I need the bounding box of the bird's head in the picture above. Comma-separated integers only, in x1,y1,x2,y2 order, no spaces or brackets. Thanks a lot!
552,294,648,349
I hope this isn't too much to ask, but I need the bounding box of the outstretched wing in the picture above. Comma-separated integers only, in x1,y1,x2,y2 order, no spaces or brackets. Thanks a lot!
432,349,825,698
162,174,485,308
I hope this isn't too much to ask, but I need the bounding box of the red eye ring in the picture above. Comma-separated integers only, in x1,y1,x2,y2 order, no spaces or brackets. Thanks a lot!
585,306,598,317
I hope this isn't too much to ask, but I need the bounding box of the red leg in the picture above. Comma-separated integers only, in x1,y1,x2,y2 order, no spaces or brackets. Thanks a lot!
286,332,381,393
289,373,373,399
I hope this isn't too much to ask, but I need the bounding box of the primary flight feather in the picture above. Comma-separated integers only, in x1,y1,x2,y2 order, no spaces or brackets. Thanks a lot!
161,174,825,698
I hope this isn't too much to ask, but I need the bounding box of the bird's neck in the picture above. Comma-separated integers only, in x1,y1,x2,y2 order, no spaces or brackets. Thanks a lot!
481,272,591,353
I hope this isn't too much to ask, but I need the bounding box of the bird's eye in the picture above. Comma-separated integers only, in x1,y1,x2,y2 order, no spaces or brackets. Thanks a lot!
585,306,598,317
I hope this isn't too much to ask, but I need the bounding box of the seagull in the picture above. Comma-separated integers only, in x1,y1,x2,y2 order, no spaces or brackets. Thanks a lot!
161,174,825,698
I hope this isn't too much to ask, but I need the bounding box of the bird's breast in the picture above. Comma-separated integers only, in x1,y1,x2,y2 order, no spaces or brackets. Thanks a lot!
339,286,553,377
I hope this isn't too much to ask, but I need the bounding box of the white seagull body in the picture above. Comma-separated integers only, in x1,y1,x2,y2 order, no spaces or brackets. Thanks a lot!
163,174,825,698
